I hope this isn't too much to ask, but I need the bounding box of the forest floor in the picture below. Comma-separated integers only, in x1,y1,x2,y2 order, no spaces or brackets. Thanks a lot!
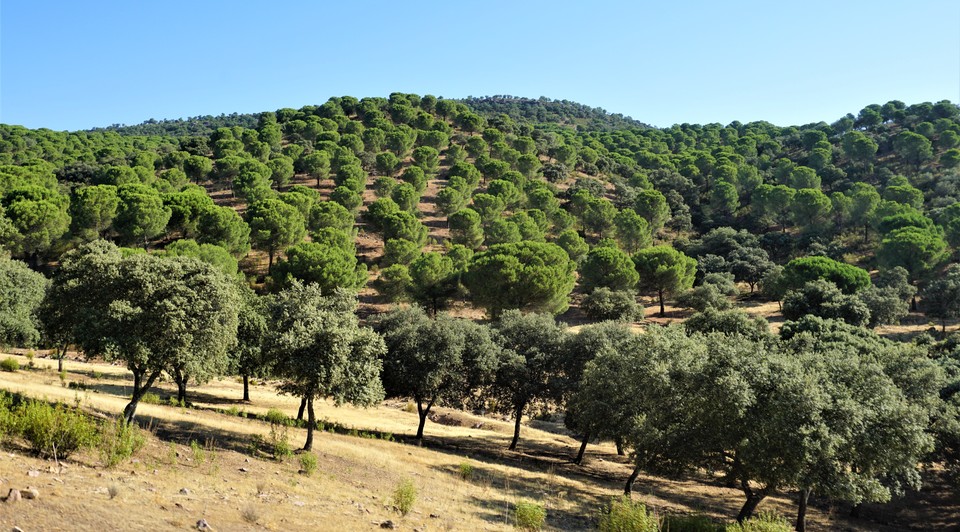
0,353,957,531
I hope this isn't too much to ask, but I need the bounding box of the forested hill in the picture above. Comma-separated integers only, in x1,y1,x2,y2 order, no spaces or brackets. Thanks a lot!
4,93,960,528
84,96,644,137
1,93,959,328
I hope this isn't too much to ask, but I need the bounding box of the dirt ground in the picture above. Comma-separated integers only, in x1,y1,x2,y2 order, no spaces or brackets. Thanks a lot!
0,352,957,531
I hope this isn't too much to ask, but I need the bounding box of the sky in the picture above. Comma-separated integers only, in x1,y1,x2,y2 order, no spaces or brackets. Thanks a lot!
2,0,959,131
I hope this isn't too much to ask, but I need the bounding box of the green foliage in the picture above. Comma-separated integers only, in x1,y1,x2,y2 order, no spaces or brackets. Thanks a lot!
457,461,475,480
272,240,367,292
683,308,770,341
392,478,417,516
0,357,19,372
247,198,306,263
782,280,870,326
781,256,870,294
0,255,48,348
598,497,659,532
513,500,546,531
464,241,577,316
582,288,642,322
99,418,146,468
723,513,791,532
17,400,98,459
580,246,639,292
633,245,697,315
299,452,318,476
264,282,385,450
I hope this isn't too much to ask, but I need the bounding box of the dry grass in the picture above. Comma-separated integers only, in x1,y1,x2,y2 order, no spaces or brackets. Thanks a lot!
0,352,954,531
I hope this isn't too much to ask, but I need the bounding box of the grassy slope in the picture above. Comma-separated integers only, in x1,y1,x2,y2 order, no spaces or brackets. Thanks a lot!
1,353,955,531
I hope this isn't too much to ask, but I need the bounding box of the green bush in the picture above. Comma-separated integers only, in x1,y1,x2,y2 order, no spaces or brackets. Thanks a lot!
0,391,14,443
264,408,290,426
457,461,475,480
299,452,318,476
0,357,20,372
514,500,546,531
599,496,659,532
17,400,98,459
662,513,722,531
99,418,146,468
392,478,417,516
724,513,791,532
140,392,162,405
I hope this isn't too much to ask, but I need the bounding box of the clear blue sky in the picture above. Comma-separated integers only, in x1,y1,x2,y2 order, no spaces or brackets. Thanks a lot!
2,0,958,131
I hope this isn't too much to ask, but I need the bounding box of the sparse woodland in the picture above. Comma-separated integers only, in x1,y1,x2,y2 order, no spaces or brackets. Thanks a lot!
3,94,960,530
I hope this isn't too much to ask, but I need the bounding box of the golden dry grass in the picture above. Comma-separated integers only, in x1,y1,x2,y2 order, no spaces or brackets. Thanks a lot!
0,352,953,531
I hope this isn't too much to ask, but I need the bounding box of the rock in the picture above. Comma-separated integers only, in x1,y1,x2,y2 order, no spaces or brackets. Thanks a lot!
380,521,396,529
21,488,38,500
27,470,39,477
13,526,25,532
429,513,440,518
5,489,20,503
238,468,248,473
179,488,191,495
196,518,215,531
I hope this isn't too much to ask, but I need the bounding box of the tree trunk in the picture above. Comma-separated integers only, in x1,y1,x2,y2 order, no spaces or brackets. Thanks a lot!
415,398,435,442
509,404,524,451
850,503,862,518
658,290,666,317
57,345,66,373
615,437,625,456
124,370,160,423
242,374,250,402
297,397,307,421
574,431,590,465
624,464,641,494
737,488,767,523
911,293,918,312
268,249,275,271
172,368,188,405
795,488,811,532
303,396,316,451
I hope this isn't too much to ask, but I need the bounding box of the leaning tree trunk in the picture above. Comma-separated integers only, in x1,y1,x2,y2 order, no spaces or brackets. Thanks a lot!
737,486,768,523
242,373,250,402
415,397,435,442
297,397,307,421
795,488,811,532
123,370,160,423
624,464,642,494
574,431,590,465
303,396,316,451
508,403,525,451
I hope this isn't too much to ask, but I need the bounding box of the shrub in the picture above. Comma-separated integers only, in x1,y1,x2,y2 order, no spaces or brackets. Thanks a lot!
457,461,475,480
190,439,206,463
0,391,14,443
100,418,146,468
662,513,722,531
514,500,546,531
598,496,659,532
299,452,318,476
17,400,98,459
264,408,290,426
392,478,417,516
0,357,19,372
140,392,162,405
724,512,791,532
582,288,642,322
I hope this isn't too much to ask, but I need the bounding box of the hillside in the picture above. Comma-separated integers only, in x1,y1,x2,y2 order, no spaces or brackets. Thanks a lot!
2,94,960,531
